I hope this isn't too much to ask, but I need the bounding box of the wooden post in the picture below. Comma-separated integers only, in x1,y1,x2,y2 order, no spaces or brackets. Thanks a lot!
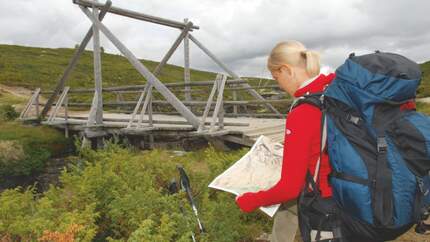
86,92,98,125
188,34,282,117
41,0,112,118
48,87,70,123
127,88,146,128
115,91,124,111
198,74,221,132
210,75,227,132
219,81,225,130
20,88,41,119
148,88,153,126
138,87,152,128
92,4,103,125
80,6,200,129
183,18,192,103
35,92,40,117
232,83,238,115
65,94,69,138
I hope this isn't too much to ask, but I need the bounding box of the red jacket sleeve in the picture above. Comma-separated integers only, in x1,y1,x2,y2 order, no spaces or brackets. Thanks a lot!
237,104,321,210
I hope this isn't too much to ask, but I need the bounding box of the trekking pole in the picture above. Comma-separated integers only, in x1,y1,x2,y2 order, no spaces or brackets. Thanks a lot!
177,165,205,233
168,179,197,242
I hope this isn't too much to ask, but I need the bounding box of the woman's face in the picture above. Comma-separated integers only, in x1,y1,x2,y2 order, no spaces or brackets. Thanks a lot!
270,64,298,96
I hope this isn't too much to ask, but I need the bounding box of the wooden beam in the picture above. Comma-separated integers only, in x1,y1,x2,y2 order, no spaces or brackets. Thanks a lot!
80,6,200,128
92,5,103,125
61,115,249,126
153,22,193,76
65,98,292,107
210,75,227,132
19,88,41,119
138,86,153,128
48,87,70,122
41,0,112,118
127,86,147,128
183,18,191,102
40,79,256,94
198,74,221,132
188,34,282,117
64,94,69,138
134,20,192,127
73,0,199,30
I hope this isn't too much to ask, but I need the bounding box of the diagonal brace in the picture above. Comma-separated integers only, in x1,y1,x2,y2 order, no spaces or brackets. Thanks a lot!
41,0,112,118
79,6,200,128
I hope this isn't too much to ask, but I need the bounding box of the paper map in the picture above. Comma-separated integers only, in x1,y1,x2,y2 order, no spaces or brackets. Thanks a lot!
208,135,284,217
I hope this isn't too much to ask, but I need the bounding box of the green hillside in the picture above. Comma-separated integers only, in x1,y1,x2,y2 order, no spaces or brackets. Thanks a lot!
0,44,428,102
0,44,218,90
418,60,430,97
0,44,280,109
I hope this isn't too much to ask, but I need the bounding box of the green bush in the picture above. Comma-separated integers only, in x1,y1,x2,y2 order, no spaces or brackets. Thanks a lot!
0,104,19,121
418,61,430,98
0,142,271,241
0,187,97,241
0,122,70,177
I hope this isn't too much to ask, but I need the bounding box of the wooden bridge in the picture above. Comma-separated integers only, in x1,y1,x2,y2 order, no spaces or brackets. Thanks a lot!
19,0,290,149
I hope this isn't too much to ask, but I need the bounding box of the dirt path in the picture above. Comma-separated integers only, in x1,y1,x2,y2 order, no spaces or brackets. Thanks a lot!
0,84,33,98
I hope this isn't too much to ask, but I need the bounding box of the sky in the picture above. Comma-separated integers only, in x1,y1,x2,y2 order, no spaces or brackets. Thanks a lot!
0,0,429,78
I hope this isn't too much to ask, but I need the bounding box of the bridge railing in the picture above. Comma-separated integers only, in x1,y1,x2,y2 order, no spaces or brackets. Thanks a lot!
23,76,291,128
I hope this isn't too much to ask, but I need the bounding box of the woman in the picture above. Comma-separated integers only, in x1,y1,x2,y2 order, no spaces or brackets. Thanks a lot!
235,40,338,242
234,41,393,242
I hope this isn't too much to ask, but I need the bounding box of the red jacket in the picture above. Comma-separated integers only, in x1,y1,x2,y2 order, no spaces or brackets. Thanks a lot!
236,73,335,212
236,73,417,213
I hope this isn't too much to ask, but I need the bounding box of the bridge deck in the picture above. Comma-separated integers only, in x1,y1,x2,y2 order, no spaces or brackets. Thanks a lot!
44,112,286,146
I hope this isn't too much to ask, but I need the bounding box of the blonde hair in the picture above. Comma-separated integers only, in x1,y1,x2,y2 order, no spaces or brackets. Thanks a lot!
267,40,321,78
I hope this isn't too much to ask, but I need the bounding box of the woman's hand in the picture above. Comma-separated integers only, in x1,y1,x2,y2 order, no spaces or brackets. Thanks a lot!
236,192,259,213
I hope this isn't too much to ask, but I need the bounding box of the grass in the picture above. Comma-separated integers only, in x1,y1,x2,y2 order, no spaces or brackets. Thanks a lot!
418,61,430,97
0,120,71,177
0,44,277,106
0,45,217,89
417,102,430,115
0,90,27,106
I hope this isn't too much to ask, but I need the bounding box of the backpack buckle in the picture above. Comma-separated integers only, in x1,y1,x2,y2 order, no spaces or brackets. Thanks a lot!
377,137,387,153
346,114,360,125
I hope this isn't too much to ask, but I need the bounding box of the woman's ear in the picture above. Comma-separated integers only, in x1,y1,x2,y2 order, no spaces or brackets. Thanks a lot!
280,64,293,78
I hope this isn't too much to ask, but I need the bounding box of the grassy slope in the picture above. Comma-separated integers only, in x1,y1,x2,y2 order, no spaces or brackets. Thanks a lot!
0,45,278,100
0,44,427,98
0,44,219,89
0,90,27,106
418,60,430,97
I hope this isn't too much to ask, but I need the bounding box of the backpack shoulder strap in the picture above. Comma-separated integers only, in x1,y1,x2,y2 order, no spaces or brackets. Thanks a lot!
290,92,327,185
290,92,324,111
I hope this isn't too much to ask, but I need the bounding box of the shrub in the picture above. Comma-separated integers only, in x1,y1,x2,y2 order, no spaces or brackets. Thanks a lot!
0,142,271,241
0,122,70,177
0,105,19,121
0,187,97,241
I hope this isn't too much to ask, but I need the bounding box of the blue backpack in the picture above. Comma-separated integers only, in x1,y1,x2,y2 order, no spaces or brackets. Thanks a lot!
298,51,430,231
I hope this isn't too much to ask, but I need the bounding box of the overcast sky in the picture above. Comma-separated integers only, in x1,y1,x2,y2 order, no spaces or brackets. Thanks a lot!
1,0,429,78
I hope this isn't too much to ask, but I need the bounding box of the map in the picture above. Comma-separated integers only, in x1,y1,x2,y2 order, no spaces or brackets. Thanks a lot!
208,135,284,217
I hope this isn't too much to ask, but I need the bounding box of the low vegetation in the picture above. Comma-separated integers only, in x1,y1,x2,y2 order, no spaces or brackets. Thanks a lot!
0,143,271,241
0,44,277,107
417,102,430,115
418,61,430,97
0,120,70,178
